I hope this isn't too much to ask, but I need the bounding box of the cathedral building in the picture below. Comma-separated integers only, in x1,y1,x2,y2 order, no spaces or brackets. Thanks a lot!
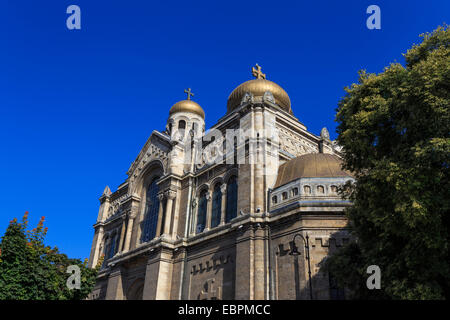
88,64,354,300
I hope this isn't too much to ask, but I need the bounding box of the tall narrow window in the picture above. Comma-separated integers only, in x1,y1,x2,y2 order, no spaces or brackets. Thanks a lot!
222,140,227,162
102,237,110,268
141,178,160,243
211,184,222,228
108,234,116,259
233,137,237,164
196,190,208,233
225,176,238,222
178,120,186,140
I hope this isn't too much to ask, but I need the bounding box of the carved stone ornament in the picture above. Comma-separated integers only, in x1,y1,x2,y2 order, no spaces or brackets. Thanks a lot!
240,92,254,105
157,192,165,201
263,91,275,104
165,190,177,199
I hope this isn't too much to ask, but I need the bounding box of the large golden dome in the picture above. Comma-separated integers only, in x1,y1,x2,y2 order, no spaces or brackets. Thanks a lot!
169,99,205,119
227,65,292,114
273,153,353,188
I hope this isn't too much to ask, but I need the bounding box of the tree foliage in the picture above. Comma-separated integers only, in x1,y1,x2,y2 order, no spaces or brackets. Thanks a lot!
324,25,450,299
0,212,102,300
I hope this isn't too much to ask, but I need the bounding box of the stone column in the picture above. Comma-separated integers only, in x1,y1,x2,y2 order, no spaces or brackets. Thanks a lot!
171,191,181,239
220,184,227,225
142,248,174,300
205,192,212,230
163,190,176,235
155,193,165,237
89,225,104,268
118,216,126,253
235,226,253,299
189,198,198,236
123,210,136,252
253,224,267,299
253,110,265,213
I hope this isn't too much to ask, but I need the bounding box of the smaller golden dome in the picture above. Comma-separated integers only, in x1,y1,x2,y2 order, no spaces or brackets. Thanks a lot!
274,153,353,188
169,99,205,119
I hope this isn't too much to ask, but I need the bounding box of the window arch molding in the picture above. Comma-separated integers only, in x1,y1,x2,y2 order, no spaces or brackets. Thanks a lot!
196,183,210,197
133,160,165,196
223,168,238,185
210,176,224,189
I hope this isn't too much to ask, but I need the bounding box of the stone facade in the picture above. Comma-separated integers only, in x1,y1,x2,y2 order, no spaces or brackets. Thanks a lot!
88,66,353,300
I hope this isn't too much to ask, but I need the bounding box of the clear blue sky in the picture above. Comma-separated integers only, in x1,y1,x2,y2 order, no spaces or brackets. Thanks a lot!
0,0,448,259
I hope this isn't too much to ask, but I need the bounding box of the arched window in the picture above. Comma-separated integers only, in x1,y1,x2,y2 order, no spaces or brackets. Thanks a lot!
196,190,208,233
225,176,238,222
292,187,299,196
178,120,186,130
211,184,222,228
272,195,278,204
141,178,160,242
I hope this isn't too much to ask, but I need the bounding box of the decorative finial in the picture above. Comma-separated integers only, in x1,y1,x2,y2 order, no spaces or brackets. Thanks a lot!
102,186,111,197
252,63,266,80
320,127,330,140
184,88,194,100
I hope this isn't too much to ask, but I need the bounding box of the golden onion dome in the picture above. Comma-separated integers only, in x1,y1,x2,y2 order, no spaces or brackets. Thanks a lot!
227,79,292,114
227,64,292,114
273,153,353,188
169,99,205,119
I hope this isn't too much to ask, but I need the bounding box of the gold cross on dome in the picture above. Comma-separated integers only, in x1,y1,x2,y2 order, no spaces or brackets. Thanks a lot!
252,63,266,79
184,88,194,100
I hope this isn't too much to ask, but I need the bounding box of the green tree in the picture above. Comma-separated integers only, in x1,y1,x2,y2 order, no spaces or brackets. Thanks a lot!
0,212,102,300
324,25,450,300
